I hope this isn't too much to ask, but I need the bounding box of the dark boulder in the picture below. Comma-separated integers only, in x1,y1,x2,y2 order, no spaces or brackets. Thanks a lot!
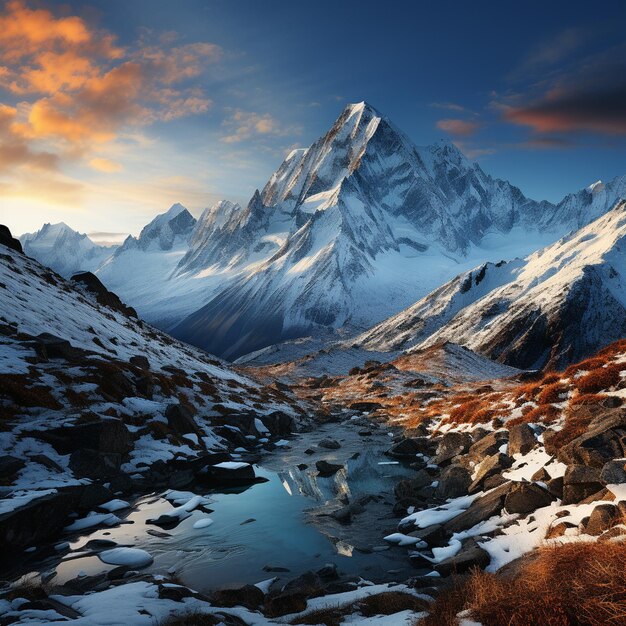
0,455,25,478
436,465,472,499
0,225,23,253
129,355,150,370
165,403,202,437
387,437,433,459
315,460,344,476
432,432,472,465
434,538,490,576
69,449,123,479
34,333,78,360
562,465,605,505
553,409,626,468
71,271,137,318
348,402,382,412
318,438,341,450
444,482,511,534
504,482,554,515
202,462,256,487
0,486,83,551
468,453,512,494
600,459,626,484
210,585,264,609
45,419,133,455
508,424,537,456
265,571,324,617
259,412,294,436
583,504,621,536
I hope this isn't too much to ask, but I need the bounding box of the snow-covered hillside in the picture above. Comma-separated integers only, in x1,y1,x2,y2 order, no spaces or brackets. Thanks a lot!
354,201,626,369
20,223,114,278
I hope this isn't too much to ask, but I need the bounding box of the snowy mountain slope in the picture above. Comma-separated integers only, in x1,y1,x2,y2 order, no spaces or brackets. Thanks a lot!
354,201,626,370
20,223,114,278
19,102,626,361
94,204,212,327
171,102,574,359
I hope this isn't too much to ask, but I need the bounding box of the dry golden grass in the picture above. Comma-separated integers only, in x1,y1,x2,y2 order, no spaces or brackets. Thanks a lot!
422,542,626,626
537,382,568,405
564,357,609,378
509,404,561,426
575,365,622,394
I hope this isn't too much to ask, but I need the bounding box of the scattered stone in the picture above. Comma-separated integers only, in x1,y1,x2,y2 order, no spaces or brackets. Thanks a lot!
348,402,382,412
466,430,509,464
562,465,605,504
203,462,256,487
468,453,512,494
387,437,432,459
129,355,150,370
598,525,626,541
504,482,554,515
434,538,490,576
165,403,202,437
315,460,343,476
0,455,25,478
433,432,472,465
546,521,575,539
584,504,621,536
444,482,511,534
600,459,626,484
33,333,77,360
508,424,537,456
318,438,341,450
436,465,472,499
210,585,264,609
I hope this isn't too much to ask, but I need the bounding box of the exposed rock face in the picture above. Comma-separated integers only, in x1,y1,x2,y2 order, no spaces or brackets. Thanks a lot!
0,225,23,253
71,271,137,318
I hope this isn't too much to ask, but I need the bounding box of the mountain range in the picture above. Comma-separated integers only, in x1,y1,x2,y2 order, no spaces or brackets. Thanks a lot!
19,101,626,364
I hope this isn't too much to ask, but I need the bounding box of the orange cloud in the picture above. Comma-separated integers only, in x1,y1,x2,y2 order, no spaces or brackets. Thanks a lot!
436,118,480,137
89,157,123,173
0,0,122,63
0,0,219,191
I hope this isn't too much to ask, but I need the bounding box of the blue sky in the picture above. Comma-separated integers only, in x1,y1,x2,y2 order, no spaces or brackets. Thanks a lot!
1,0,626,239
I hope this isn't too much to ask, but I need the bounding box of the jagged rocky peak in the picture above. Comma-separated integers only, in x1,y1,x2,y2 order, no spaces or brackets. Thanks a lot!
121,203,196,253
191,200,242,243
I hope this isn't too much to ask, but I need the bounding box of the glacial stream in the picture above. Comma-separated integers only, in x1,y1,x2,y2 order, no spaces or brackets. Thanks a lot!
15,421,419,593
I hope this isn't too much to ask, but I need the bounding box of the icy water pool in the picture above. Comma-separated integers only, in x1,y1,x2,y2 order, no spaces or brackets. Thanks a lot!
21,422,419,592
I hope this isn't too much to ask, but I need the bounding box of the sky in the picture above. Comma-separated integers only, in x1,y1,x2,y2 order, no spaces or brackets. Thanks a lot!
1,0,626,241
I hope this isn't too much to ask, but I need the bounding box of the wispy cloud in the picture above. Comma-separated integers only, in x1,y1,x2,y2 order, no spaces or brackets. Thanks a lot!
436,118,480,137
430,101,467,113
220,108,300,144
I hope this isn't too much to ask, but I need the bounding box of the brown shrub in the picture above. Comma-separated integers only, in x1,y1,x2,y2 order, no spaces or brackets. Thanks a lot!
425,542,626,626
0,374,62,410
509,404,560,426
542,372,561,385
575,364,621,394
513,382,542,401
448,399,482,423
537,382,569,405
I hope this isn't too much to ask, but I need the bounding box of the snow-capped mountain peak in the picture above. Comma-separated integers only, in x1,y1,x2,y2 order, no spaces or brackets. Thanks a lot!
20,222,112,278
117,203,196,254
